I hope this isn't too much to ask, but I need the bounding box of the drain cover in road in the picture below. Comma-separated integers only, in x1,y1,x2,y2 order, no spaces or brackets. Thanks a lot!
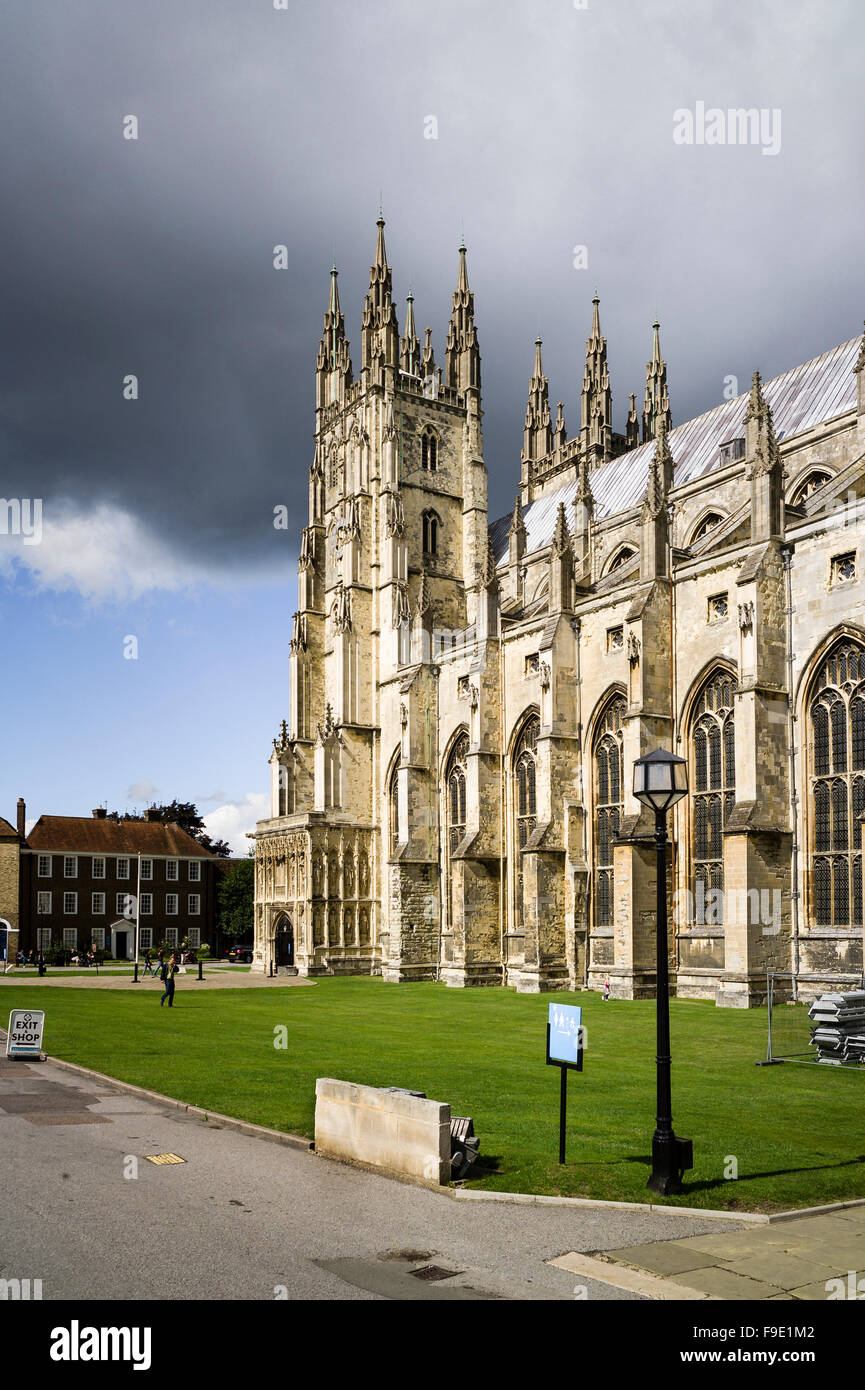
145,1153,187,1165
410,1265,464,1282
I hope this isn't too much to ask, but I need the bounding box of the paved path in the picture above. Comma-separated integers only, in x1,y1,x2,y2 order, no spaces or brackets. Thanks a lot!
0,970,312,991
0,1055,743,1301
588,1211,865,1300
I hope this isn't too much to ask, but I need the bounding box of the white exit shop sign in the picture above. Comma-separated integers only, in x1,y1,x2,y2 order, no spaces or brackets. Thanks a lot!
6,1010,45,1058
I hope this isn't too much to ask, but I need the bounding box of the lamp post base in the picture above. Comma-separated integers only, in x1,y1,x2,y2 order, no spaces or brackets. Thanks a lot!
647,1133,692,1196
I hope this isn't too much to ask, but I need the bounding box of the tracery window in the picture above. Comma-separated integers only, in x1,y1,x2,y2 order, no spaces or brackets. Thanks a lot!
422,510,440,556
691,512,723,544
792,470,832,506
594,697,625,929
607,547,635,573
514,715,540,927
421,429,438,472
388,757,400,856
445,731,469,927
691,670,736,923
810,640,865,927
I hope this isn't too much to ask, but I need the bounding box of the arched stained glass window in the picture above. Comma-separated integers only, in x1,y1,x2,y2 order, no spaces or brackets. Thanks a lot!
514,715,540,928
810,640,865,927
691,670,736,923
444,731,469,929
594,696,625,930
388,757,400,856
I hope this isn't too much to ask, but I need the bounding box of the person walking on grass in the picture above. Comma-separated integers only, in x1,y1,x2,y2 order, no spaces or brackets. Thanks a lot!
142,950,155,977
160,953,178,1008
603,975,611,1003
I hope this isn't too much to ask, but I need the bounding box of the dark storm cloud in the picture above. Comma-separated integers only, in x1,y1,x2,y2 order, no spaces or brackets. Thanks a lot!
1,0,863,582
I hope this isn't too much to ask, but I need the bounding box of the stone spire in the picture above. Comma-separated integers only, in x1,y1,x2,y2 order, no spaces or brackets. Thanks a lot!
508,492,527,568
580,295,613,468
421,326,436,382
626,392,640,449
549,502,574,612
483,532,500,590
316,266,352,410
640,420,672,580
445,241,481,397
642,321,672,442
400,291,420,375
554,401,567,455
522,338,553,462
360,217,399,375
573,449,594,586
744,371,784,541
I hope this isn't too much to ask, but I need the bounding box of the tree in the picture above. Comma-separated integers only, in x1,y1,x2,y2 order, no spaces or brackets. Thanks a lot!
118,800,231,857
216,858,254,939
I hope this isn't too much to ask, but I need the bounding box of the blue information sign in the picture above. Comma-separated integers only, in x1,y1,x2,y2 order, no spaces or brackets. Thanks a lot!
547,1003,583,1068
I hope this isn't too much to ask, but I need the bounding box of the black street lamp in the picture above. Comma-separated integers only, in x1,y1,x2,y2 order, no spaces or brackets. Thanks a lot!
633,747,693,1196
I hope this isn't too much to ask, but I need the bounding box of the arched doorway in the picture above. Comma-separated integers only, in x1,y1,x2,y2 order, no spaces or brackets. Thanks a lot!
275,915,294,967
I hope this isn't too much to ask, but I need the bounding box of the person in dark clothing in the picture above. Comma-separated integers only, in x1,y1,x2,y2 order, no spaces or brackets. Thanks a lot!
160,953,178,1008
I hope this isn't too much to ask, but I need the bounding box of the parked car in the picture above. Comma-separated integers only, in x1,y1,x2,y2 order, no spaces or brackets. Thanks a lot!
226,944,254,964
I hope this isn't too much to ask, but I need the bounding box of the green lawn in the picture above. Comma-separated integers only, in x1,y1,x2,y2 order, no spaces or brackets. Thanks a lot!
2,977,863,1212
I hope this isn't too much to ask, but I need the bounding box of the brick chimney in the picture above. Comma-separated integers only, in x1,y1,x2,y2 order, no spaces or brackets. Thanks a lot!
145,808,161,822
92,807,107,819
16,797,25,836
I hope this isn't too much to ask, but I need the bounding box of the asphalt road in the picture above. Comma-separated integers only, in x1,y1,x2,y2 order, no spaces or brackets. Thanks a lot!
0,1055,740,1301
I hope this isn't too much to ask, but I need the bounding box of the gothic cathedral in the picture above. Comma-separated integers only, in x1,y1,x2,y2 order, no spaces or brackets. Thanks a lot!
253,218,865,1006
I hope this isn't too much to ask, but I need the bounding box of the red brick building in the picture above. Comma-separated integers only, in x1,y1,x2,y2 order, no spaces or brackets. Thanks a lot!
7,801,222,959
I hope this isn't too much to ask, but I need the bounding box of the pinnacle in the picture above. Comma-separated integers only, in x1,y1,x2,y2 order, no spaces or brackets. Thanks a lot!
551,502,572,556
508,493,525,536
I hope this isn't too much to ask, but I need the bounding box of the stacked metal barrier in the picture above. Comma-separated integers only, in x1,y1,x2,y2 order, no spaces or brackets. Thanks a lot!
808,991,865,1065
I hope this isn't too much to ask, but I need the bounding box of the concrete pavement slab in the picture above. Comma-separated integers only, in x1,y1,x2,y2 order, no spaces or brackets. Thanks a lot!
730,1250,843,1287
666,1266,784,1299
602,1242,718,1275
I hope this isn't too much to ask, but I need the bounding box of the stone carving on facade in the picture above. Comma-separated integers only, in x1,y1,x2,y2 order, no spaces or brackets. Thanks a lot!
331,582,352,632
316,703,335,745
539,660,552,690
627,632,641,665
392,581,411,627
385,492,405,538
738,601,755,632
399,701,408,728
328,854,340,897
298,527,315,572
289,612,307,653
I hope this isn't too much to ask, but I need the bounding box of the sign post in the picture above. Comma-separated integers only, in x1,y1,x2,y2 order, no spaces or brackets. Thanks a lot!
6,1009,46,1060
546,1003,583,1165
